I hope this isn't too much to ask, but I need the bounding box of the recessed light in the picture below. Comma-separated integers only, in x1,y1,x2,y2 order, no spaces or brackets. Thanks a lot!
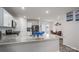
38,17,40,19
22,7,25,10
45,10,49,14
24,16,26,18
57,16,60,20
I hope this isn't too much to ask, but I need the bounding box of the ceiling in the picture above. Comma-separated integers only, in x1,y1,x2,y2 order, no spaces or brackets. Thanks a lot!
4,7,79,21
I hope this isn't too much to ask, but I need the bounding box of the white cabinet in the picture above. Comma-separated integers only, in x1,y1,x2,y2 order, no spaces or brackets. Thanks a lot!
0,8,3,26
0,8,14,27
3,9,13,27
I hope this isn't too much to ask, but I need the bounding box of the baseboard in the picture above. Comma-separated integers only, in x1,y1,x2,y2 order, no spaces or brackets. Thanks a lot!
64,44,79,51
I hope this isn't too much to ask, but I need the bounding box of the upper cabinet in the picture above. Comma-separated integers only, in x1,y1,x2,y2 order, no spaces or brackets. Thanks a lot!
0,8,3,26
0,8,14,27
3,8,13,27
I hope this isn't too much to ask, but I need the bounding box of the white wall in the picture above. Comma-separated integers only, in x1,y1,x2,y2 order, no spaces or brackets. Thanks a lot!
16,18,27,34
57,9,79,50
39,20,53,39
27,20,39,25
61,13,79,50
15,18,27,41
63,21,79,50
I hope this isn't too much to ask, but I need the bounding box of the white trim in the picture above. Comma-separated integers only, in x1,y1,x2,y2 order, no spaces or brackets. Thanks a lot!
64,44,79,51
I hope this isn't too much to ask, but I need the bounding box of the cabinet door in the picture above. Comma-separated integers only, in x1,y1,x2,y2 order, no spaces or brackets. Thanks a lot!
3,9,12,27
0,8,3,26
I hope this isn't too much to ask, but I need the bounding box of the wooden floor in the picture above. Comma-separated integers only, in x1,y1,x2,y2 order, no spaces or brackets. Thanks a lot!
0,39,59,52
0,35,79,52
